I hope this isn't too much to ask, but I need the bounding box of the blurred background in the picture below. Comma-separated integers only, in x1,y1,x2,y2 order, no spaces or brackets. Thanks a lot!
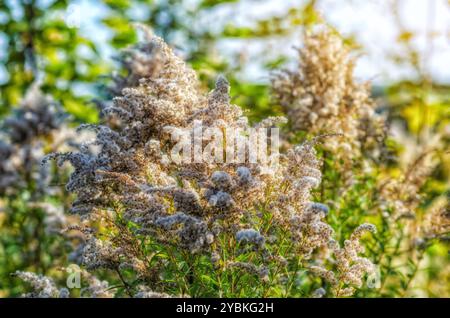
1,0,450,122
0,0,449,297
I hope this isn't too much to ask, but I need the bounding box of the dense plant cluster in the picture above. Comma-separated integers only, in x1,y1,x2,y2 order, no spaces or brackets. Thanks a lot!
272,31,387,161
272,29,449,297
0,83,88,295
0,25,448,298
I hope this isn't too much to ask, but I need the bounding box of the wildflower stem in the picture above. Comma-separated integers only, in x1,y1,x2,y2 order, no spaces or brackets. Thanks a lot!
115,268,133,297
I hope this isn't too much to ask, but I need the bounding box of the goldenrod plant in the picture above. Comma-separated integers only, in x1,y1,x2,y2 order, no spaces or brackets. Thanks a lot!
0,1,448,298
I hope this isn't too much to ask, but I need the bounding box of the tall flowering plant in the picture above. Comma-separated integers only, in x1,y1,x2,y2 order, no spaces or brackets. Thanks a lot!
12,27,378,298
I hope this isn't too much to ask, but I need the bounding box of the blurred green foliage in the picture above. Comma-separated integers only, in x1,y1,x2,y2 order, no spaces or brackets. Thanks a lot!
0,0,108,122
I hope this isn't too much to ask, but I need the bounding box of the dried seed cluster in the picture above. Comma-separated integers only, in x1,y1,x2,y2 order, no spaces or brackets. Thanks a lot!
35,27,377,298
271,30,387,163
